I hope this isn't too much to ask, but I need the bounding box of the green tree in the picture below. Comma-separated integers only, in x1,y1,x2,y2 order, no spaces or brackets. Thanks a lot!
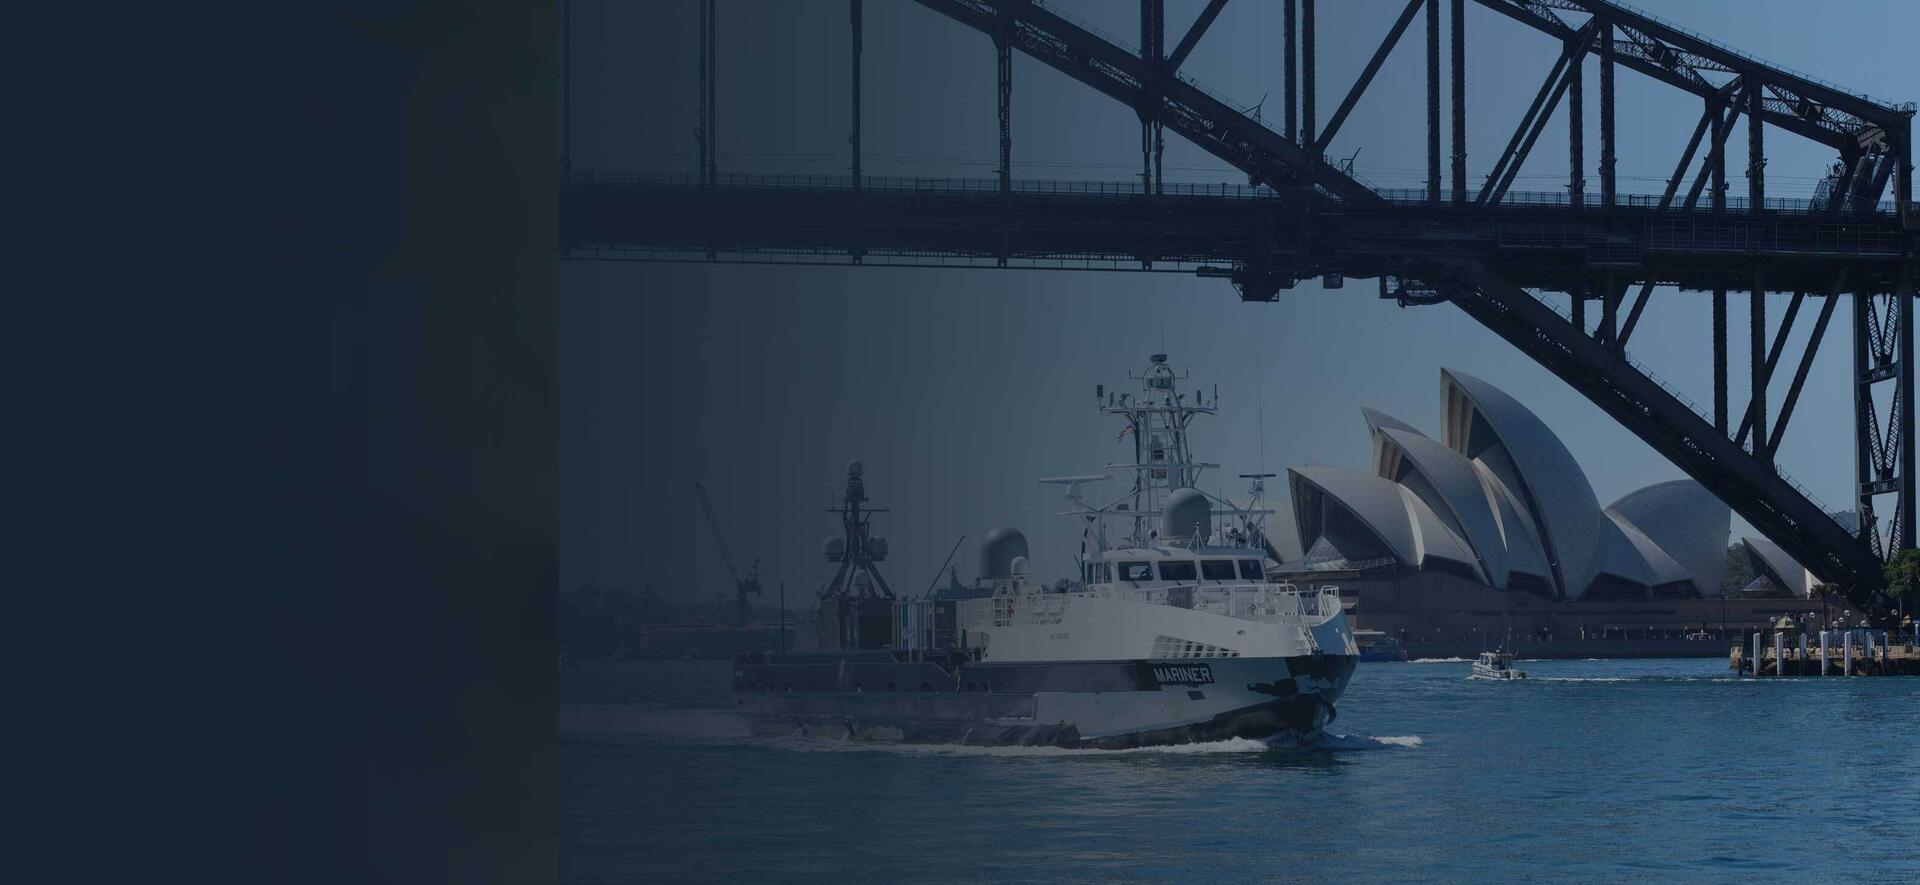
1885,548,1920,617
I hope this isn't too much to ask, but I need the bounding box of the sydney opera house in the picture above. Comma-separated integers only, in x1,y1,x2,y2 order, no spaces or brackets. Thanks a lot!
1277,369,1829,649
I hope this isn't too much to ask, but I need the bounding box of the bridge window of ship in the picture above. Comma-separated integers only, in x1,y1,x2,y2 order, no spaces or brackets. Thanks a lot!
1238,559,1264,580
1158,560,1197,582
1152,635,1241,658
1201,559,1236,581
1119,561,1152,582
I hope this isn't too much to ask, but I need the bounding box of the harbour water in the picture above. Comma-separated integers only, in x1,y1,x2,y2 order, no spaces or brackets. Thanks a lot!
564,658,1919,883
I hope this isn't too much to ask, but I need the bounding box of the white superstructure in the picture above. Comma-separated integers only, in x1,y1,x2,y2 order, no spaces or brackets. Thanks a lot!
911,353,1356,664
956,580,1349,662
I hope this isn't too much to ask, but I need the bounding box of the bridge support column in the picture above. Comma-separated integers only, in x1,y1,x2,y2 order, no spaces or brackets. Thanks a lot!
1567,31,1583,209
697,0,717,187
851,0,861,189
1714,287,1728,433
1747,81,1765,212
1899,265,1916,551
1751,269,1768,464
1598,14,1614,208
1450,0,1465,204
1898,118,1914,211
1302,0,1316,153
1889,101,1916,554
996,32,1011,194
1284,0,1297,146
1140,0,1163,194
1856,287,1876,549
1709,92,1728,212
1426,0,1440,204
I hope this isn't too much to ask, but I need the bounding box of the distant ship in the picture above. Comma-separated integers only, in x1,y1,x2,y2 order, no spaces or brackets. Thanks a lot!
1353,629,1408,662
1469,650,1526,681
733,355,1358,748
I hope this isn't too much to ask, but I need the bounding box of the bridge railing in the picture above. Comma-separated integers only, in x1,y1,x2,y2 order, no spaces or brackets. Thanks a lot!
569,169,1285,199
1372,187,1898,217
1602,0,1916,111
572,170,1899,217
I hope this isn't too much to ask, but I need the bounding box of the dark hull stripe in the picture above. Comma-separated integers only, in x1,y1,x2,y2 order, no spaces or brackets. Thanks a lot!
733,654,1357,748
739,693,1333,749
734,653,1355,695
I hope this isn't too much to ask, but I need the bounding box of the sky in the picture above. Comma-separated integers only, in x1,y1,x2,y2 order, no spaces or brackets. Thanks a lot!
560,0,1918,604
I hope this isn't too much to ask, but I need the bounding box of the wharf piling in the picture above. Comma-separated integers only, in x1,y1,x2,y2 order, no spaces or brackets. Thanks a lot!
1731,628,1920,677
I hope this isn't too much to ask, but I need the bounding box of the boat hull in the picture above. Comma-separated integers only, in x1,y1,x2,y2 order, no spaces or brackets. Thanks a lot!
733,652,1356,748
1469,664,1526,680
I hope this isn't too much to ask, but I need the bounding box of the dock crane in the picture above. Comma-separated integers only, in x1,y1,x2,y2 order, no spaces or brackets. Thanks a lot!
693,482,762,631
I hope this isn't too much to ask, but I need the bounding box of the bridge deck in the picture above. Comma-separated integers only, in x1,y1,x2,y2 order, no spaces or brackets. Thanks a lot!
565,173,1913,295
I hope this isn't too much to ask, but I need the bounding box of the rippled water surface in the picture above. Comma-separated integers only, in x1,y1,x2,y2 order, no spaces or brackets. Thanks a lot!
563,657,1919,883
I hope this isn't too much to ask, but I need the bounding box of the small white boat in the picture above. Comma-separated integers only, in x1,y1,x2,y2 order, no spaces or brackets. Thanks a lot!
1470,650,1526,680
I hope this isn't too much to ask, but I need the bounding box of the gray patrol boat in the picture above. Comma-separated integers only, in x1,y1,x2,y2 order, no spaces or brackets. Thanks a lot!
734,355,1357,747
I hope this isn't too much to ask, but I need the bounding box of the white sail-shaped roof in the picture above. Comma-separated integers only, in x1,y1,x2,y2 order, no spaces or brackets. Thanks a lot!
1377,426,1511,589
1607,480,1731,596
1604,513,1692,589
1473,461,1552,585
1362,407,1423,438
1741,537,1813,598
1290,466,1417,566
1441,369,1605,599
1288,466,1484,582
1399,487,1488,582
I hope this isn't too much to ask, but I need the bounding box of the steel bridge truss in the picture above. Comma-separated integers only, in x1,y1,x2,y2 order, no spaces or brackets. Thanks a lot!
561,0,1919,618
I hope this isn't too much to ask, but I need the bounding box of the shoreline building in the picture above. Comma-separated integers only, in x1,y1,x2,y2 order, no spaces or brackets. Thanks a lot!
1280,370,1831,642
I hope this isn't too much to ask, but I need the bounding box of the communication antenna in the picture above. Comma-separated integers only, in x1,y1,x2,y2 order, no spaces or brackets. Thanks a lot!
1255,330,1269,472
921,534,967,599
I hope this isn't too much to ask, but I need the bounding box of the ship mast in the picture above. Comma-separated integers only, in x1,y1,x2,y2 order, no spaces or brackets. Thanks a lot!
820,459,893,601
818,459,894,650
1051,354,1277,567
1104,353,1219,547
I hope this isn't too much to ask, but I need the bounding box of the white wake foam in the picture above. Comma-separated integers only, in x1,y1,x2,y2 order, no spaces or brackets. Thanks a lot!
1314,733,1424,750
782,733,1426,756
768,736,1281,757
